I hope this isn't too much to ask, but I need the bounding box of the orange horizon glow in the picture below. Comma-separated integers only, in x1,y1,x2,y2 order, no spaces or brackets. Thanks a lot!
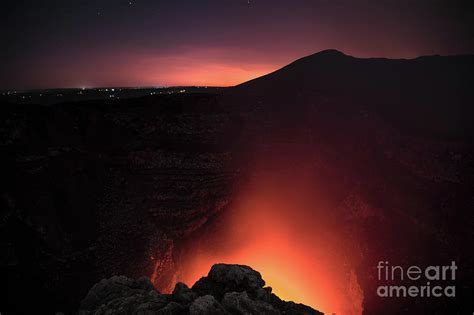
17,47,282,90
10,44,447,90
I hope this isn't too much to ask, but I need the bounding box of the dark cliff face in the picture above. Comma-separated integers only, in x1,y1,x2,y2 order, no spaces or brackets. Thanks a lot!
2,51,474,314
78,264,323,315
1,93,241,312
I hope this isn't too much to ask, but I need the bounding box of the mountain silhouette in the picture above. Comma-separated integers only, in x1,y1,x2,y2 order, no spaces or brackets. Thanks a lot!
230,49,474,139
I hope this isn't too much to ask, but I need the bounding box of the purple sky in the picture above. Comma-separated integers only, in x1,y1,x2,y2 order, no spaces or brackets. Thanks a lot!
1,0,473,89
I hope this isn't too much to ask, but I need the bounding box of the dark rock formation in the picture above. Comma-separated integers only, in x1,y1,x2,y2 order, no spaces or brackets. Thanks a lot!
192,264,268,301
0,93,240,312
78,264,323,315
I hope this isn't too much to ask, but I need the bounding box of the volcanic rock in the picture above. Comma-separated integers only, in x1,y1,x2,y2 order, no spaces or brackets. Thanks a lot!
192,264,268,300
78,264,323,315
221,291,279,314
173,282,198,304
79,276,169,314
189,295,228,315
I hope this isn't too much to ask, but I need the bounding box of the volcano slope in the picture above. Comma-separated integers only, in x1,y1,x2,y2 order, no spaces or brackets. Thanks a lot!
2,50,474,314
222,50,474,314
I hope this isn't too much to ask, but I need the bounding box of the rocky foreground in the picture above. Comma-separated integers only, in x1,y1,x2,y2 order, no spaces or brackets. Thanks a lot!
79,264,323,315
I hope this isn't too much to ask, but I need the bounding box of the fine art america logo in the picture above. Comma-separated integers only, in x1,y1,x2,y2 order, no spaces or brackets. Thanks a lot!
376,261,457,298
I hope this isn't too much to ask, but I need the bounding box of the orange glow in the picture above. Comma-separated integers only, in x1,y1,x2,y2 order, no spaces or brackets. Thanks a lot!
171,166,364,315
127,47,280,87
152,62,273,87
26,47,280,89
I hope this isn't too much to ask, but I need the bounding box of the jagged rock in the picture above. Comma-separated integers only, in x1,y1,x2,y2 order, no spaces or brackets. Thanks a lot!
79,276,168,314
192,264,266,300
172,282,198,304
189,295,228,315
222,291,279,315
270,294,322,315
157,301,186,315
78,264,323,315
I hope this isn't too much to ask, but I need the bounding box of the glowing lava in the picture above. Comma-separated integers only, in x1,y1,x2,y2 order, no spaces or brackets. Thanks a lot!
174,168,364,315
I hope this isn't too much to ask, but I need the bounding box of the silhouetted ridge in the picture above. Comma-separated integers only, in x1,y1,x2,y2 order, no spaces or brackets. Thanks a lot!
294,49,349,62
231,50,474,139
235,49,351,89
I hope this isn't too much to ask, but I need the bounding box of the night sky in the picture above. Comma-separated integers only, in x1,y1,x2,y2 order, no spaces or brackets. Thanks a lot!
1,0,473,89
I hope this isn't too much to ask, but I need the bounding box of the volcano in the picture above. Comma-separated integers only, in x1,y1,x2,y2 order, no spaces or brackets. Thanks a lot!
2,50,473,314
232,49,474,137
